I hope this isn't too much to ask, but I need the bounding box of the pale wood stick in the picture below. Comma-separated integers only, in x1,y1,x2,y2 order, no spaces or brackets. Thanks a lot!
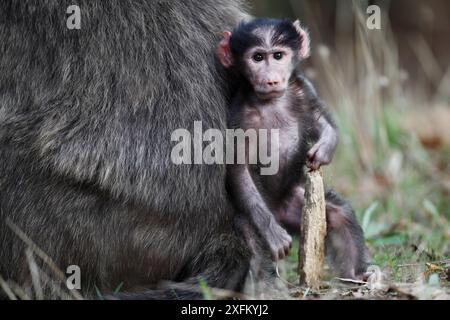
298,168,327,289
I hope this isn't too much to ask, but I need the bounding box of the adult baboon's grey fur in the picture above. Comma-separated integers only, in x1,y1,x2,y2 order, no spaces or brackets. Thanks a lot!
0,0,270,299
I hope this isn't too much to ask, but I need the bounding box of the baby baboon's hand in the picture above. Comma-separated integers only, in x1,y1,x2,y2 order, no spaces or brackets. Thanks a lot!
265,222,292,261
306,140,334,170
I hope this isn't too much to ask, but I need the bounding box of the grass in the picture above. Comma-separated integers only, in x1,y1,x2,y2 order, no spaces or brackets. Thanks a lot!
334,105,450,253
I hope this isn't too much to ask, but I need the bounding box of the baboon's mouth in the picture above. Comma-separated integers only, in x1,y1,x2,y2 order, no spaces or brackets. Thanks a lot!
255,90,285,100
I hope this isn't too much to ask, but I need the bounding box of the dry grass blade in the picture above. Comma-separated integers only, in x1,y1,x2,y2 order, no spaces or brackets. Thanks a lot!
5,218,83,300
0,275,17,300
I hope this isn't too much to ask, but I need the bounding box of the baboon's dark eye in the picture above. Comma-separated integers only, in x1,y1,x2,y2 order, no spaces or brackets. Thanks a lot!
253,53,264,62
273,52,283,60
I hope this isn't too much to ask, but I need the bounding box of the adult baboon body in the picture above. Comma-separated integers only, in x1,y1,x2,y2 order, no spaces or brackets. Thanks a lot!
0,0,264,299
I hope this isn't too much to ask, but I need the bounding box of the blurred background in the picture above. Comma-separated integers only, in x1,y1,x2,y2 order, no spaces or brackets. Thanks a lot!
248,0,450,285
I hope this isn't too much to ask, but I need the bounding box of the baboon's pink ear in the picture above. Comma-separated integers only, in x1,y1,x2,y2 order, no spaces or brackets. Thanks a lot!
217,31,233,68
293,20,310,60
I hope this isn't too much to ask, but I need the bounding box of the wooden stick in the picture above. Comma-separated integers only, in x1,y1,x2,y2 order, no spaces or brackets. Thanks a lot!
298,168,327,289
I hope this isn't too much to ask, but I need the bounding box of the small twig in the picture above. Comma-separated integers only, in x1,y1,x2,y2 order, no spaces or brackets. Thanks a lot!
397,263,423,268
334,277,367,285
275,263,303,290
398,260,450,268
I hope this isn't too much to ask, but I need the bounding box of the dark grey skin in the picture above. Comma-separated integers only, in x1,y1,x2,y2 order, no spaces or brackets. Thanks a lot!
220,19,368,279
0,0,276,299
